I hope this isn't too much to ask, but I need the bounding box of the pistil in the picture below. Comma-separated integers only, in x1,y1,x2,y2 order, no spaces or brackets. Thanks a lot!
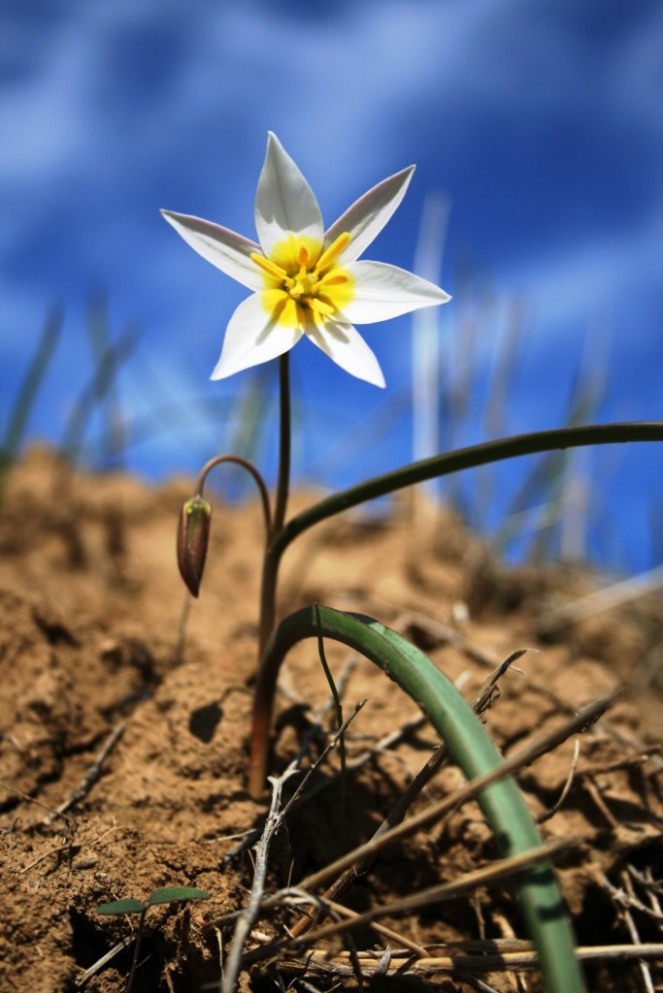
252,231,353,327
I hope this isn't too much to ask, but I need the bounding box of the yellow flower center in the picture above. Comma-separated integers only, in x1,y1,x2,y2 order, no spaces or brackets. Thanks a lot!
251,232,354,329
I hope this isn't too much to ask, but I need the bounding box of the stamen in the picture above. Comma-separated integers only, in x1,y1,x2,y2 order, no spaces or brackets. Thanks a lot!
309,297,335,319
251,252,287,281
297,246,309,266
316,232,352,273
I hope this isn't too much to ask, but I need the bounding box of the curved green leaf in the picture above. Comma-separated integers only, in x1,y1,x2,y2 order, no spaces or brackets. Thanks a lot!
261,605,585,993
273,422,663,561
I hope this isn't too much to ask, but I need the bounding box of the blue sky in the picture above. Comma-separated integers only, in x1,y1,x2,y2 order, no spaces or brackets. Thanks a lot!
1,1,661,569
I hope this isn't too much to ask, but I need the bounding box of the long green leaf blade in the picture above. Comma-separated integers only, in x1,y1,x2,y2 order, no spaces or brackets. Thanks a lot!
262,605,585,993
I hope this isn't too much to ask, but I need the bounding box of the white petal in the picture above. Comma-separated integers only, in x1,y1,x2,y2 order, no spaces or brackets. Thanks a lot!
161,210,263,291
342,261,451,324
306,320,386,388
254,133,324,256
211,293,303,380
324,166,415,264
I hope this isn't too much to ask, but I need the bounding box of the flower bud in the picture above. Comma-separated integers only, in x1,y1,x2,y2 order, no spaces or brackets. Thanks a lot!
177,496,212,597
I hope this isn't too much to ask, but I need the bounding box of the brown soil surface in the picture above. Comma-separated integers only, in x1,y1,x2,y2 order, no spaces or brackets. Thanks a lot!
1,448,662,993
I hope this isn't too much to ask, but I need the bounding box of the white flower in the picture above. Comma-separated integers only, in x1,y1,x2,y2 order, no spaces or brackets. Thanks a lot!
162,133,450,387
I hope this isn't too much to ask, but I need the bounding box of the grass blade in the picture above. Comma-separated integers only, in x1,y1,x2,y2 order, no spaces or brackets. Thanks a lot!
0,308,62,499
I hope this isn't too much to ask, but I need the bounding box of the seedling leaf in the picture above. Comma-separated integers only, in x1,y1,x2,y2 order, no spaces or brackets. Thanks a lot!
147,886,210,906
97,898,145,916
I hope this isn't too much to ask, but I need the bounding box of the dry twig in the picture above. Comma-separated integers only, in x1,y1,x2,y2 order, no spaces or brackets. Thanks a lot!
220,704,366,992
210,692,614,943
537,737,581,824
290,648,527,938
288,693,614,899
620,870,656,993
243,838,576,967
221,761,300,993
271,941,663,981
46,721,125,823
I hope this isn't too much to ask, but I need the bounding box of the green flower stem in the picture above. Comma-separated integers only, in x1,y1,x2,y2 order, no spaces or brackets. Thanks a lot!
249,420,663,792
254,604,585,993
258,353,291,655
272,353,291,537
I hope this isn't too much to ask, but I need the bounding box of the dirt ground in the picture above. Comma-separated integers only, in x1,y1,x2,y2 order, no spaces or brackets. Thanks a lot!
1,447,662,993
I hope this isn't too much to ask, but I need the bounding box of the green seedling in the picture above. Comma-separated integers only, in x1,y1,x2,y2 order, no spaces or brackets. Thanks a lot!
97,887,210,993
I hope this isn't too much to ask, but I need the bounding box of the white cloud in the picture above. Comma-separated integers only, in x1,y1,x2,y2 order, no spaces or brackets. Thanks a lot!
1,0,660,483
503,206,663,338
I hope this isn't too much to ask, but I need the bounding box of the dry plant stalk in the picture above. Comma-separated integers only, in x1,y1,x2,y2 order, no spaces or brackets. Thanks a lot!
275,941,663,982
289,647,529,938
248,837,576,963
210,692,615,989
220,703,366,993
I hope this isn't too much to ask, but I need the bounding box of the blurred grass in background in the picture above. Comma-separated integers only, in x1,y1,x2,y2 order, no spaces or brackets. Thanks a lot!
2,268,658,579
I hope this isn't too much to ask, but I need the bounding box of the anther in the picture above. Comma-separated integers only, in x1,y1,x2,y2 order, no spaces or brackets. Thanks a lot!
316,232,352,273
251,253,287,281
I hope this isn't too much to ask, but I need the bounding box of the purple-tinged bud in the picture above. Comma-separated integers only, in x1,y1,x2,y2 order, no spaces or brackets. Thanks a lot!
177,496,212,597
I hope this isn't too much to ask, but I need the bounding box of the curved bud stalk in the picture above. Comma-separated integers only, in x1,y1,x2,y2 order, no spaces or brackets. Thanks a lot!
177,496,212,597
